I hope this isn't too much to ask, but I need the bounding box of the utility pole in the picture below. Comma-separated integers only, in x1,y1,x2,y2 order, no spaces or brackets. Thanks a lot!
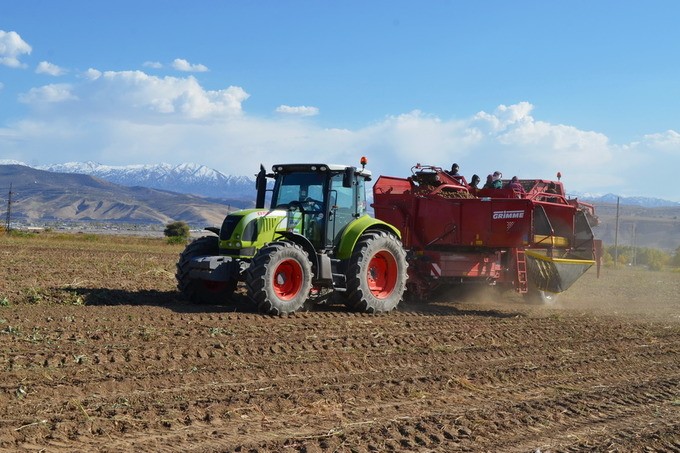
5,183,13,233
614,197,620,267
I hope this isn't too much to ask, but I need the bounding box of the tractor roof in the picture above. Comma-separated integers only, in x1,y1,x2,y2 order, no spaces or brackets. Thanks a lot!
272,163,372,178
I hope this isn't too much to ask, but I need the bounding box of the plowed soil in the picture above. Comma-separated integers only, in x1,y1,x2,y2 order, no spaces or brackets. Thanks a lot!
1,234,679,452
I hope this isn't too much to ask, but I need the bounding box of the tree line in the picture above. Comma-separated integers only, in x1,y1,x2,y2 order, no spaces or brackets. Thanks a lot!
601,244,680,271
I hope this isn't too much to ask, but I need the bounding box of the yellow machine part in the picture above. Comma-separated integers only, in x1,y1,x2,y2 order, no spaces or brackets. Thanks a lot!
525,250,595,293
532,235,570,248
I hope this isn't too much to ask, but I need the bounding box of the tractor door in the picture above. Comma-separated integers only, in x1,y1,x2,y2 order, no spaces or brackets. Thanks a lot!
328,172,363,247
271,171,328,249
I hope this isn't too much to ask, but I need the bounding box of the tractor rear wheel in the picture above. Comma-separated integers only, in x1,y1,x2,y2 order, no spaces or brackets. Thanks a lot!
246,241,313,315
176,235,237,304
345,231,408,313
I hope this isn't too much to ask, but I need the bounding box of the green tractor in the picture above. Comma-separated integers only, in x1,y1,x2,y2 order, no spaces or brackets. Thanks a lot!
176,158,408,315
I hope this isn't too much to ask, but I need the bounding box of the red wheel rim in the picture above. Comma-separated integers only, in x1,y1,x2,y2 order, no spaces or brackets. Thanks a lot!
367,250,398,298
273,258,304,300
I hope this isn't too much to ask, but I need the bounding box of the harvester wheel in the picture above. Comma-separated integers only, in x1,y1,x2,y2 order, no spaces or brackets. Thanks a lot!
246,241,313,315
176,236,237,304
345,231,408,313
524,288,560,305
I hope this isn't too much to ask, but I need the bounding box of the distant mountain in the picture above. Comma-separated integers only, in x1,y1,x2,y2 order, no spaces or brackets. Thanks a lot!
0,164,249,226
560,192,680,251
4,160,679,209
1,162,678,250
34,161,256,199
591,203,680,252
568,192,680,208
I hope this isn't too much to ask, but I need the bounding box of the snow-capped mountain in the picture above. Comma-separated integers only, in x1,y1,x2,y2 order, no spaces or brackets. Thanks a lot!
0,164,235,226
567,192,680,208
36,161,255,199
2,159,679,208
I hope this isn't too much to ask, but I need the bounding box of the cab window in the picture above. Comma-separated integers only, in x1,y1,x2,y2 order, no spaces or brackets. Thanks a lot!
330,174,354,211
274,172,325,207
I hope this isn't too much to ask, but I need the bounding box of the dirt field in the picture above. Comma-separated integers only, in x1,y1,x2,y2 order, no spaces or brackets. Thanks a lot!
1,233,679,452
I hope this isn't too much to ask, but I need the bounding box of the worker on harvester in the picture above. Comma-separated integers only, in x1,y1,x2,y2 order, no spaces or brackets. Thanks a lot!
545,181,559,203
448,163,460,176
470,175,480,191
491,171,503,188
507,176,525,197
447,163,467,184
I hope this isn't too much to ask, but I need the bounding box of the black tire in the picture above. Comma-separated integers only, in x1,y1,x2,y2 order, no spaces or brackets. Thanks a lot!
176,236,237,304
245,241,313,315
345,231,408,313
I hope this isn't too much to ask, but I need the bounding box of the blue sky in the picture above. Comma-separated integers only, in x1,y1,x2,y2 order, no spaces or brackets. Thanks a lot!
1,1,679,200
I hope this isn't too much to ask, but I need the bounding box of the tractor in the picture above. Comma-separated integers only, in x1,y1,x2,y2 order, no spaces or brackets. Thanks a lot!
176,158,408,315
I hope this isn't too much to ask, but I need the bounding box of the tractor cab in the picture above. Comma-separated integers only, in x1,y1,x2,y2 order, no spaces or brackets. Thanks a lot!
257,162,371,251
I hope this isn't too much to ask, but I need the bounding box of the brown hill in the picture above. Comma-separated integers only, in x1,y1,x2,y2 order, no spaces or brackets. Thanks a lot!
3,164,678,251
592,203,680,252
0,165,248,227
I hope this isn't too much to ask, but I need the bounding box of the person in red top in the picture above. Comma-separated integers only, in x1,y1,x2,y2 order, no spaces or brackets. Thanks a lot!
507,176,525,195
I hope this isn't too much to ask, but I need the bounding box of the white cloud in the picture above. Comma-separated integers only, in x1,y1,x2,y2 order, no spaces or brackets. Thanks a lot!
88,70,248,118
276,105,320,117
19,69,249,120
36,61,67,76
640,130,680,154
172,58,208,72
3,62,679,201
18,84,77,104
143,61,163,69
472,101,534,132
460,103,621,191
84,68,102,80
0,30,32,68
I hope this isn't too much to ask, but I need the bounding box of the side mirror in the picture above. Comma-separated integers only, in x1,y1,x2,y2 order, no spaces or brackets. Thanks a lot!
343,166,355,188
255,164,267,208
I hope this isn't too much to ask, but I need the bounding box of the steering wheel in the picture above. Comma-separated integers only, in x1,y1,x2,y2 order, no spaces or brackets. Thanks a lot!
287,200,304,211
276,199,323,214
274,200,299,210
302,197,323,212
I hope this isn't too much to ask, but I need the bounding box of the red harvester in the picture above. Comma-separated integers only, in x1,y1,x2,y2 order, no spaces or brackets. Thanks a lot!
372,164,601,303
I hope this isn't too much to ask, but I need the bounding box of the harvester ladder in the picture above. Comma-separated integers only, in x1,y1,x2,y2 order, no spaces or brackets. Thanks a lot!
515,249,528,293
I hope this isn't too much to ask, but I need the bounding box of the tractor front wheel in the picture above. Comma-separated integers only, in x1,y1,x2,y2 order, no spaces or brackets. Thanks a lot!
176,235,237,304
345,231,408,313
246,241,313,315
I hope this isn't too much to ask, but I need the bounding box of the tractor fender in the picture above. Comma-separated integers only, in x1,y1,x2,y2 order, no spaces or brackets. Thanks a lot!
276,231,320,274
204,226,220,235
336,215,402,260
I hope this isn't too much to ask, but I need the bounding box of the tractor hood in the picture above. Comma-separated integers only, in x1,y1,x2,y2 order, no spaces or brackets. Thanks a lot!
218,208,293,257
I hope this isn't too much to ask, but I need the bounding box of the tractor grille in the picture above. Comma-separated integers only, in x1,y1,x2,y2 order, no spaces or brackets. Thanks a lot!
258,216,281,235
220,215,241,241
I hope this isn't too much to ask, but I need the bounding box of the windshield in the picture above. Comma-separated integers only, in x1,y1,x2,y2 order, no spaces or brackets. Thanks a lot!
272,172,326,208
